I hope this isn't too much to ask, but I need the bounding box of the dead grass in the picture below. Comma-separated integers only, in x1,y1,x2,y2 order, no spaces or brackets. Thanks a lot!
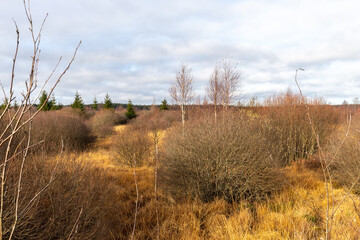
68,123,360,240
12,121,359,239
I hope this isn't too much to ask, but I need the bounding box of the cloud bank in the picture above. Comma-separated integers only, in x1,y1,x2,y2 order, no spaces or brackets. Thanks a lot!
0,0,360,105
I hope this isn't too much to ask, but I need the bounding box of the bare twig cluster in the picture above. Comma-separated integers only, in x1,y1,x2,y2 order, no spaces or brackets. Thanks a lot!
295,68,358,240
169,64,195,129
0,1,80,239
207,59,241,121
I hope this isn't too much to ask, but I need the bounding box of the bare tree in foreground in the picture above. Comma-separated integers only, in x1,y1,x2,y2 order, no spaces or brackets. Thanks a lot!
220,59,240,110
169,64,195,129
0,1,80,239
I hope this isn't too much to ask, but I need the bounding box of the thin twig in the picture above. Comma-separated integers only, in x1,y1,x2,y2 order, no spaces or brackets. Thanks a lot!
131,153,139,240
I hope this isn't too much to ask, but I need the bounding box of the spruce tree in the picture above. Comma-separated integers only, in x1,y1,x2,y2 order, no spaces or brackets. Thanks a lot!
92,96,99,110
160,98,169,110
103,93,113,109
38,90,53,111
50,94,59,110
13,100,18,110
0,97,9,110
125,99,136,119
71,91,85,111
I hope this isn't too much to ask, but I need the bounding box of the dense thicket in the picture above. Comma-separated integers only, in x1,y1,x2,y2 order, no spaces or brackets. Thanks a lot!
90,109,127,137
263,91,340,165
31,110,92,154
330,114,360,193
159,111,283,202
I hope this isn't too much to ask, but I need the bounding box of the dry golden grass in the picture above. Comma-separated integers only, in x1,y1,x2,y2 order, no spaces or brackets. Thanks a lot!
59,124,360,239
114,124,127,133
152,164,360,239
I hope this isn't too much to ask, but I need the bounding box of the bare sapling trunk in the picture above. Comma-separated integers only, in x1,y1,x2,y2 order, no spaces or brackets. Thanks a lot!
148,106,160,240
154,132,160,240
181,104,185,129
131,153,139,240
0,1,81,239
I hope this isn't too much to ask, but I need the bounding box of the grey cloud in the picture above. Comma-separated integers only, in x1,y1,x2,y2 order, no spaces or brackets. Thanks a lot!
1,0,360,104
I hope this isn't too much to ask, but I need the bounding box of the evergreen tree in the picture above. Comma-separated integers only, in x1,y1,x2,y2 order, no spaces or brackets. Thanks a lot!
0,97,9,110
38,90,53,111
13,100,18,110
57,102,64,110
50,94,59,110
92,96,99,110
71,91,85,111
125,99,136,119
103,93,113,109
160,98,169,110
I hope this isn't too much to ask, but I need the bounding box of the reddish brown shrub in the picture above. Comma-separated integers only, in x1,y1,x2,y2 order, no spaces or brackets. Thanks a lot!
159,111,283,202
329,113,360,193
112,127,152,167
263,90,340,165
31,110,92,154
90,109,127,137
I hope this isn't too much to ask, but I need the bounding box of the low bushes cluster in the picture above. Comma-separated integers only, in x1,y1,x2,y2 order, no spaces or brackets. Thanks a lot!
3,153,162,240
159,111,284,202
112,127,152,167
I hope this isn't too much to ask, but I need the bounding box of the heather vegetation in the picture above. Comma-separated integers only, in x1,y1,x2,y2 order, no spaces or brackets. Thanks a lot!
2,2,360,240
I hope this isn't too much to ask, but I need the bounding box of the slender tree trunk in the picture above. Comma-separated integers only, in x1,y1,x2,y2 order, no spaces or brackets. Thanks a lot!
131,154,139,240
154,134,160,240
214,104,217,122
181,104,185,131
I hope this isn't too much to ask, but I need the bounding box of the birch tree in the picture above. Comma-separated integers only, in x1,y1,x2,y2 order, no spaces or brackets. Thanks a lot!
169,64,195,129
220,59,241,110
206,64,223,121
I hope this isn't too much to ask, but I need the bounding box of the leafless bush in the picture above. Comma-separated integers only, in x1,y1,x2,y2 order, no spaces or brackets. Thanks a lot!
329,113,360,193
1,153,147,239
90,109,127,137
264,90,340,165
30,110,92,154
159,112,283,202
130,106,178,132
0,1,81,238
112,128,152,167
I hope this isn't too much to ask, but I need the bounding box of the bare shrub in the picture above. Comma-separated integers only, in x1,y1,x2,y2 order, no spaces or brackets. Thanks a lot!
112,128,152,167
329,113,360,193
263,90,340,165
159,112,283,202
130,106,178,132
2,153,159,239
31,110,92,154
90,109,127,137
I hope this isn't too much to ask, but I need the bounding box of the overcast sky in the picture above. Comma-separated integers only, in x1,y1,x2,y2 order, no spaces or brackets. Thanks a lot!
1,0,360,105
